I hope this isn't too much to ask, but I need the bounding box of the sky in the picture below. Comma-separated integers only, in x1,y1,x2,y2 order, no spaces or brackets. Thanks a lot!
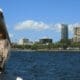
0,0,80,42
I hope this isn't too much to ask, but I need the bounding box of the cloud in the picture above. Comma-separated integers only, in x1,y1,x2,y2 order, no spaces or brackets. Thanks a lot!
15,20,49,31
68,24,74,32
14,20,68,32
9,33,14,38
14,20,80,34
53,23,62,32
69,23,80,33
54,23,80,33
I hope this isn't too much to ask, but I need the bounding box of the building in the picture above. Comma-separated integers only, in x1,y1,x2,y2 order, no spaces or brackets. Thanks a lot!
61,24,68,40
73,27,80,42
39,37,52,45
18,38,33,45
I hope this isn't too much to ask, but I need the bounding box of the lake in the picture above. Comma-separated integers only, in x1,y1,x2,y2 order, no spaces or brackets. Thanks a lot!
2,51,80,80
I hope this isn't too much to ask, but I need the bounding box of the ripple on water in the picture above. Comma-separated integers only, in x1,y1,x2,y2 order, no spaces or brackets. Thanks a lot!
5,51,80,80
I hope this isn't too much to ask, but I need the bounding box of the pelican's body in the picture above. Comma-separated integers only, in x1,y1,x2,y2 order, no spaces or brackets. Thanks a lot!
0,9,10,72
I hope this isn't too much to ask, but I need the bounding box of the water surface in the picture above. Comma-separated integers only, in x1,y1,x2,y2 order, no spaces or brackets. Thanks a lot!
4,51,80,80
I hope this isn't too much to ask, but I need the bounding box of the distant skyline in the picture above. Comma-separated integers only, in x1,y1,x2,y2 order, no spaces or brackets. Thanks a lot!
0,0,80,42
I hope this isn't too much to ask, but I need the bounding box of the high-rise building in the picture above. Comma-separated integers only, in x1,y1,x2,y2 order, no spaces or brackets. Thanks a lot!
73,27,80,42
61,24,68,40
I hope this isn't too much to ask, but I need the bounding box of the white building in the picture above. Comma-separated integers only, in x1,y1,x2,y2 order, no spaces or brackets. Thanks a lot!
73,27,80,42
18,38,33,45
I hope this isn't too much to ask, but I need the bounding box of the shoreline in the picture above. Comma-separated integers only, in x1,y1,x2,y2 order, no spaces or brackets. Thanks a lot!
11,48,80,52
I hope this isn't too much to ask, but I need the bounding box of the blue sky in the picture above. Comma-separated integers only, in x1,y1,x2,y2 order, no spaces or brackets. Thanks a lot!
0,0,80,42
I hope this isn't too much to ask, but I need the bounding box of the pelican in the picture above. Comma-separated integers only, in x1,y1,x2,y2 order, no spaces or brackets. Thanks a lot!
0,9,10,73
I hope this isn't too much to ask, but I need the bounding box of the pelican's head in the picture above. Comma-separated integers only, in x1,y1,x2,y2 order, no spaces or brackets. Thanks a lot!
0,8,4,20
0,8,3,13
